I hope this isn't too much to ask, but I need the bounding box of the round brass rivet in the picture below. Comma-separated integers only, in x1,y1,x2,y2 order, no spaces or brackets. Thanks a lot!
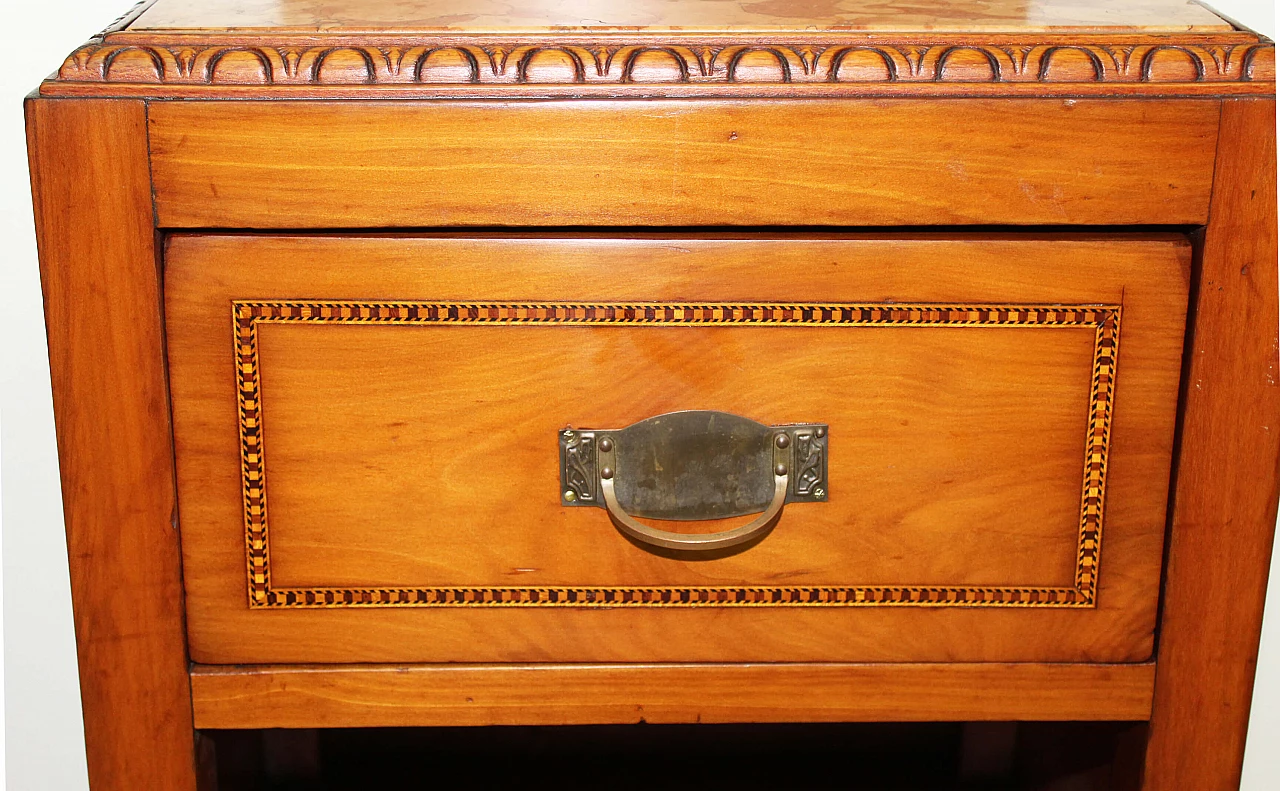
775,463,788,476
775,434,790,449
601,467,614,479
815,427,826,438
563,490,577,502
599,438,613,452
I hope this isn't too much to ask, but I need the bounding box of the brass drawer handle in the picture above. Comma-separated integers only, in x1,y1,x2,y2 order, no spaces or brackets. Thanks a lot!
559,410,828,554
599,436,789,551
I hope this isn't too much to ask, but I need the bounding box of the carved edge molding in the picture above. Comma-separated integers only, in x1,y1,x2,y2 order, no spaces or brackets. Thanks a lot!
52,36,1274,94
234,300,1119,610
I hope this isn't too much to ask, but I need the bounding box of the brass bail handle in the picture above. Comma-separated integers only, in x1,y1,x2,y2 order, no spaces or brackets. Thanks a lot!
596,432,792,552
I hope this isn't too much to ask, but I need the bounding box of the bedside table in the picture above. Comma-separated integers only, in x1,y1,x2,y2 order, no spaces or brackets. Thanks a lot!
25,0,1278,788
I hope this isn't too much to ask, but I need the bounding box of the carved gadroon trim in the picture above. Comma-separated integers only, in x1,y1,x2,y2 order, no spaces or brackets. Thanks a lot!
235,300,1119,610
55,37,1275,92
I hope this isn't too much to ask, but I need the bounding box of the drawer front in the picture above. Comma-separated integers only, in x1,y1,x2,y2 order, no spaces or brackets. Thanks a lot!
166,234,1189,663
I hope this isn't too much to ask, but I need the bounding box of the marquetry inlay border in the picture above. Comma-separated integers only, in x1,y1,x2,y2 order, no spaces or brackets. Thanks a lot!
235,300,1120,609
48,34,1274,98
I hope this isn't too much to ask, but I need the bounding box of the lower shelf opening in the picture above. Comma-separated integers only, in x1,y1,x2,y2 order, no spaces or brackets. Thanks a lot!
200,720,1148,791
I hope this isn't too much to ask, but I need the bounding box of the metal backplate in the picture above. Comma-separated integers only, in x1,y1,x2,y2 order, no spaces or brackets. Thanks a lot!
559,410,828,519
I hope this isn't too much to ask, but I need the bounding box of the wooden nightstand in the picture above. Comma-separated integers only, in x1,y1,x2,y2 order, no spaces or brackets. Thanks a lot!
25,0,1278,788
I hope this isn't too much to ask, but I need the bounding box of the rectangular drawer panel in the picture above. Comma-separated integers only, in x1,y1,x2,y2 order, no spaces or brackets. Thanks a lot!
147,99,1218,228
165,233,1189,663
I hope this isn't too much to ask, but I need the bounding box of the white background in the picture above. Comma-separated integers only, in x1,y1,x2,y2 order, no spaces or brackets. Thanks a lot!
1,2,1277,789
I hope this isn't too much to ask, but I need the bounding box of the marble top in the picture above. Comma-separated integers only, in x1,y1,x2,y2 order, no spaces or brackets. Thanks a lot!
124,0,1236,35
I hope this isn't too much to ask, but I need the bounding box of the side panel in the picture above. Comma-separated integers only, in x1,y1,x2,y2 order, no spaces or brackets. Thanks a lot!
1144,99,1280,790
26,98,196,791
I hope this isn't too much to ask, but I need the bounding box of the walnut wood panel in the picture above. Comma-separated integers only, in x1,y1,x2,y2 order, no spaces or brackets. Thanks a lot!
166,234,1188,664
25,98,197,790
147,100,1219,229
127,0,1234,33
1143,99,1280,790
189,661,1157,729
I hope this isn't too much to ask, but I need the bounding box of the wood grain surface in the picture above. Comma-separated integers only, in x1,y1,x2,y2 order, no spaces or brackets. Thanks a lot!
26,98,197,790
147,99,1220,229
189,661,1158,729
1143,99,1280,791
165,233,1189,665
22,1,1280,775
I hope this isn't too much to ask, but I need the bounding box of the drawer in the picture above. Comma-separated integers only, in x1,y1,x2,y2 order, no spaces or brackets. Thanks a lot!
165,233,1189,664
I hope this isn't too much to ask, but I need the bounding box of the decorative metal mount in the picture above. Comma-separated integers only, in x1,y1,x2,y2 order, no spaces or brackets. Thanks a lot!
559,410,828,516
559,410,828,554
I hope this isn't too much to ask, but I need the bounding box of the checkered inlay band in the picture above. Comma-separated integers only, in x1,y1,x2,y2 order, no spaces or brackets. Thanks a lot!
234,301,1120,609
